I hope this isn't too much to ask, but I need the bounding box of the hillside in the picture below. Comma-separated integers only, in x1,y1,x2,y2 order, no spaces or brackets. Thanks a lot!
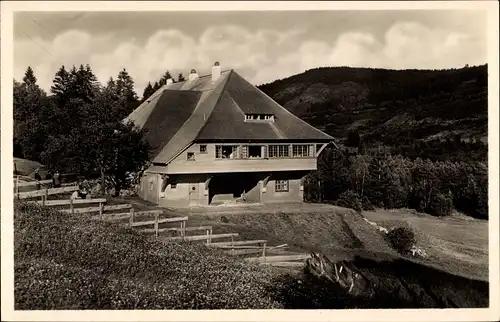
258,65,488,161
14,201,488,309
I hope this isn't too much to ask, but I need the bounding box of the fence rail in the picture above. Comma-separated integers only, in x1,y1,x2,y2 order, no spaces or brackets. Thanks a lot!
35,198,107,206
209,239,268,247
141,225,212,234
97,210,162,221
61,203,132,214
14,179,52,188
216,243,287,250
18,185,79,200
261,261,306,268
130,216,189,228
244,254,311,263
164,232,238,242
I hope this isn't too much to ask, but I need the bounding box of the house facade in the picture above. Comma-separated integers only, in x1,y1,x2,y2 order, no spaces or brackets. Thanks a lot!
125,62,335,207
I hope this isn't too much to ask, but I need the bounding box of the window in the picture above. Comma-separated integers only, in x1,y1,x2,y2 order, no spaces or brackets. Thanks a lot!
241,145,249,159
292,144,312,157
171,183,177,189
244,114,275,122
216,145,238,159
187,152,195,161
199,145,207,154
248,145,263,158
268,145,289,158
275,180,289,192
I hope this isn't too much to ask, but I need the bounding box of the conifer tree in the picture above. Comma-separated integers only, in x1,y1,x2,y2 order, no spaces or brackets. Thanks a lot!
51,65,71,98
159,70,173,86
22,66,38,86
113,68,139,120
142,82,155,101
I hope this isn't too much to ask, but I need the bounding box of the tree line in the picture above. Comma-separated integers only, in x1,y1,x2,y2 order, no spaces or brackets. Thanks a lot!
304,146,488,219
258,65,488,219
141,70,185,102
13,65,153,195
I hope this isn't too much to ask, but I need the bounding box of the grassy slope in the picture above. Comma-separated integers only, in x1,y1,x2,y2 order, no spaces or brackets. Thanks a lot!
14,199,489,309
14,202,285,310
13,158,44,177
362,209,488,282
117,197,488,282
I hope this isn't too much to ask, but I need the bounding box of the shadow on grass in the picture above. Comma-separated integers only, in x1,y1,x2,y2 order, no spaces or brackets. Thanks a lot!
266,256,489,309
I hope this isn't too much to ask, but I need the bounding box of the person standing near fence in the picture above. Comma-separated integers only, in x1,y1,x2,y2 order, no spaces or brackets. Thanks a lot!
34,169,42,190
53,171,61,188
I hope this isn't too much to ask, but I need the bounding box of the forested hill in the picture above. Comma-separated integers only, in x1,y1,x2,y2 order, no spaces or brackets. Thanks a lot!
257,65,488,162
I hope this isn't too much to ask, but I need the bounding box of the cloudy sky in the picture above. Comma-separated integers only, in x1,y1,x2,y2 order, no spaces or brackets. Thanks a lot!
14,10,488,97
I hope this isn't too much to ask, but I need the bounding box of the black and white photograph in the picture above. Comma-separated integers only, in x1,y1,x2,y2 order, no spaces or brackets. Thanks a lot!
1,1,499,321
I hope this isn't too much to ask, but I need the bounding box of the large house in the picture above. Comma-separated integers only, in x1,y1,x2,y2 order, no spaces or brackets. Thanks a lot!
125,62,335,207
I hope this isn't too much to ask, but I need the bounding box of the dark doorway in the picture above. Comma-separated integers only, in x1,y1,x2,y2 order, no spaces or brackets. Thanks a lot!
208,173,260,204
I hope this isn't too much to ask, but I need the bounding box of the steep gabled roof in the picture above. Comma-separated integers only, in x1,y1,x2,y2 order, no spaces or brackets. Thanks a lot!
126,69,334,164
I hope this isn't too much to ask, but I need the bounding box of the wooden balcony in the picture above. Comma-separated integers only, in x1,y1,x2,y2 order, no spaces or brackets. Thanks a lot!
165,157,317,174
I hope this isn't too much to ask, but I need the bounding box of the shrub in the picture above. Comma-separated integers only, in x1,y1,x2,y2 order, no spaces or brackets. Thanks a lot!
359,194,375,211
335,190,363,213
427,193,453,216
387,227,416,254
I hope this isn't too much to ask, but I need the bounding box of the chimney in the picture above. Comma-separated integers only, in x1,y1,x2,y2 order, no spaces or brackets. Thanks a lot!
166,78,173,85
212,61,221,81
188,69,199,81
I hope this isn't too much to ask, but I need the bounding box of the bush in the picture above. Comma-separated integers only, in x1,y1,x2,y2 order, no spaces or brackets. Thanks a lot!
335,190,363,213
360,194,375,211
427,193,453,216
387,227,416,254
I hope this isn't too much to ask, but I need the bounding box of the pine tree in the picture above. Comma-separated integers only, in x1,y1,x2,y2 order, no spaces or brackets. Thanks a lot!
142,82,155,101
116,69,138,100
114,68,139,119
14,68,48,161
69,64,99,103
22,66,37,86
51,65,71,98
152,81,161,91
178,73,185,82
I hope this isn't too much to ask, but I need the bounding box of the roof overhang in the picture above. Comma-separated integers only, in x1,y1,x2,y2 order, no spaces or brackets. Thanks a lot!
194,138,334,143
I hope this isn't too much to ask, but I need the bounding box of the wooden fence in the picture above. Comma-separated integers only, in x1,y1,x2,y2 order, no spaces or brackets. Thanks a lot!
17,185,79,201
14,179,309,269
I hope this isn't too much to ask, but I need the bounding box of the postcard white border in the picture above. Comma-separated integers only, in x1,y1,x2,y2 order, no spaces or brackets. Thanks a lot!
1,1,499,321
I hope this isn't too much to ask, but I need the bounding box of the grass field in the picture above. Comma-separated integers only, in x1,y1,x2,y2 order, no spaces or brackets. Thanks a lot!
14,195,489,309
362,209,488,282
112,197,488,282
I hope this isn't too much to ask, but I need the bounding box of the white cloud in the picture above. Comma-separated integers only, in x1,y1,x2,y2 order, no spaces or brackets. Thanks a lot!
14,21,486,97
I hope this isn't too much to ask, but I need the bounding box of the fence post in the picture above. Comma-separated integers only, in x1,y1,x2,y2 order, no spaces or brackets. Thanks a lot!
15,176,20,199
154,213,159,238
206,228,210,245
262,242,267,259
129,208,135,227
99,202,104,220
69,197,74,214
42,187,48,205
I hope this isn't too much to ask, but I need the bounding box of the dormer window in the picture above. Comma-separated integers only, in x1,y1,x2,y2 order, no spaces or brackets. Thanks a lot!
244,114,275,122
